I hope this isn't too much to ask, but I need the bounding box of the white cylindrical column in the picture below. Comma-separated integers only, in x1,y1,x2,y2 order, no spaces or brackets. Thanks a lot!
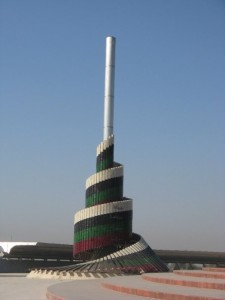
103,36,116,140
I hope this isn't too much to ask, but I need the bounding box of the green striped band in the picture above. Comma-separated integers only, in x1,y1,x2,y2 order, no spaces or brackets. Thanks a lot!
85,185,123,207
74,221,131,243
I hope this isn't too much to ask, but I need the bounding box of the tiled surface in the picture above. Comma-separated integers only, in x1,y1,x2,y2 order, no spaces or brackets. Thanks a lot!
1,269,225,300
142,272,225,290
46,278,147,300
174,270,225,280
46,269,225,300
102,273,225,300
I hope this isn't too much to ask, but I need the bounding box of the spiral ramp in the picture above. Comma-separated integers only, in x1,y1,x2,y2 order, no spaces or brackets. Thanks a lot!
28,135,168,279
71,134,168,274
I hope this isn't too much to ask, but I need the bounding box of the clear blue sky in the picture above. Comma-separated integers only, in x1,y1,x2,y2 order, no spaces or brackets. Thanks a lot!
0,0,225,251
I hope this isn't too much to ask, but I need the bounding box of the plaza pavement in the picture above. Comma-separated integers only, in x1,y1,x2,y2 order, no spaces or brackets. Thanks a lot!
0,274,144,300
1,269,225,300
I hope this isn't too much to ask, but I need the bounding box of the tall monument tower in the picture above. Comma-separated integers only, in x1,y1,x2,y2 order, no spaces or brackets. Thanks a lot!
72,37,168,274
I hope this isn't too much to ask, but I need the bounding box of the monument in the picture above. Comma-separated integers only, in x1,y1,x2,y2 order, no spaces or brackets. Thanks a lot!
72,37,168,274
28,37,168,279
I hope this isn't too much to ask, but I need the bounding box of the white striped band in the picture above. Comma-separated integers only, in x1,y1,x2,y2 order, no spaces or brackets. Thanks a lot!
85,165,123,189
74,199,132,224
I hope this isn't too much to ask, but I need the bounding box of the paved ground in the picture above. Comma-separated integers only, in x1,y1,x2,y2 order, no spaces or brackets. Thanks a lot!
1,272,225,300
0,274,63,300
102,274,225,299
47,277,151,300
0,274,147,300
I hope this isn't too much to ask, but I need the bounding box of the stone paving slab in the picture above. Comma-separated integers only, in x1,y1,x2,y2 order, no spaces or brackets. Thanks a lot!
102,275,225,299
174,270,225,279
47,273,225,300
204,268,225,273
142,272,225,290
47,277,152,300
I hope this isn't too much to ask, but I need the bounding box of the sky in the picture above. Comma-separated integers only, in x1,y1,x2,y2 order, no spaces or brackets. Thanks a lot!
0,0,225,252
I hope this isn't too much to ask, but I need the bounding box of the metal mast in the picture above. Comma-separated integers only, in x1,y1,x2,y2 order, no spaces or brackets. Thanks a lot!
103,36,116,140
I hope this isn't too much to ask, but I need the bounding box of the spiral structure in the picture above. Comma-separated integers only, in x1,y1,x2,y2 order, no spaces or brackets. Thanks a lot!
28,37,168,279
73,135,168,274
72,36,168,274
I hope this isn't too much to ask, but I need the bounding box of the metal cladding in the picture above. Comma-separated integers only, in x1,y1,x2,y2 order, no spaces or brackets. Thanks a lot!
74,135,132,260
72,37,168,274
